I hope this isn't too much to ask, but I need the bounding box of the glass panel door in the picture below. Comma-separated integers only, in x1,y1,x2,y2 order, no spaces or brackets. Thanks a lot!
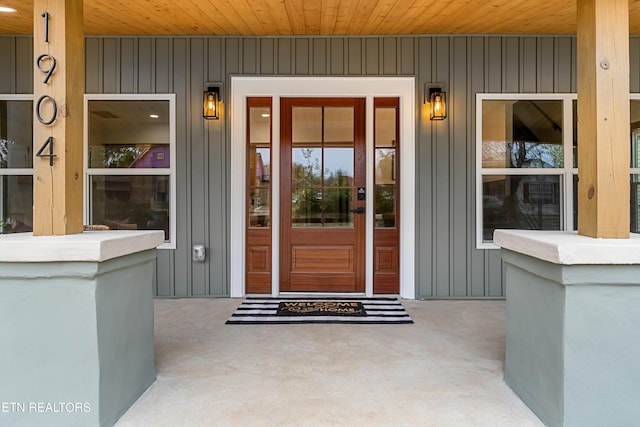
280,98,365,293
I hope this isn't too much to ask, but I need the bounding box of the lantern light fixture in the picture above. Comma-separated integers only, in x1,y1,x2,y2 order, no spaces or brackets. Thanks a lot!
425,84,447,121
203,86,220,120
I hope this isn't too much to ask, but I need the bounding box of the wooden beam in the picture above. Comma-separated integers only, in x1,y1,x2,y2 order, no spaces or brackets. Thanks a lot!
33,0,84,235
577,0,630,238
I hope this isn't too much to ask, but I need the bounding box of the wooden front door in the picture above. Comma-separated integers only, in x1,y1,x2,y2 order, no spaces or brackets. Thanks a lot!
280,98,366,292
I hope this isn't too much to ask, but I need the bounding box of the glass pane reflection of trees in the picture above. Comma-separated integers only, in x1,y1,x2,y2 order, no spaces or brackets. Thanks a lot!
90,175,170,240
291,149,354,227
291,106,355,228
482,100,563,169
482,175,561,241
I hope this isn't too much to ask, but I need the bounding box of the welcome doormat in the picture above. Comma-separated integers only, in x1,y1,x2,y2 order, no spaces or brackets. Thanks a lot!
277,300,367,317
225,297,413,324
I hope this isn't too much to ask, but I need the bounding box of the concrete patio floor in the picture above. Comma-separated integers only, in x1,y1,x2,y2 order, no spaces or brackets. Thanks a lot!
115,298,544,427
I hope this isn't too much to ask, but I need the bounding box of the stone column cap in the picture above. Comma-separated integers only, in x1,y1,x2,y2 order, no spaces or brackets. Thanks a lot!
0,230,165,262
494,230,640,265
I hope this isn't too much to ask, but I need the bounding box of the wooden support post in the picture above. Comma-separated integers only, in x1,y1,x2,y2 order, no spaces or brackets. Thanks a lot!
33,0,84,235
577,0,630,238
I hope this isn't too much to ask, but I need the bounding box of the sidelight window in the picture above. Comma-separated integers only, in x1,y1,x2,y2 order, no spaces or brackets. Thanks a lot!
248,101,272,228
374,102,398,228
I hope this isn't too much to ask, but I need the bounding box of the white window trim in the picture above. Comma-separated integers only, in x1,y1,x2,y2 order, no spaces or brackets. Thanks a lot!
230,76,416,299
476,93,577,249
83,93,177,249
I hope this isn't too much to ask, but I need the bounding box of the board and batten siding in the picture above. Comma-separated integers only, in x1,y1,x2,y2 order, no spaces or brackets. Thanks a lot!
6,34,631,298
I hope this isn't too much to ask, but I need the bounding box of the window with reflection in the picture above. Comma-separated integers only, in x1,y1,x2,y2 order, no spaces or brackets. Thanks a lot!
632,174,640,233
482,175,561,241
0,97,33,234
481,95,640,245
88,100,170,169
89,175,170,234
248,103,271,227
375,104,398,227
291,106,355,227
482,100,564,169
629,100,640,233
573,100,578,168
478,97,569,246
86,96,175,246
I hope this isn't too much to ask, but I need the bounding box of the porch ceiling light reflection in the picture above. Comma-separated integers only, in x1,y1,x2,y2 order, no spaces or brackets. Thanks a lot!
425,84,447,121
203,87,220,120
0,6,17,12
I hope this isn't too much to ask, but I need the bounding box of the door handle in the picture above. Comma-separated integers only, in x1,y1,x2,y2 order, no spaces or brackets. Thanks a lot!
350,207,365,214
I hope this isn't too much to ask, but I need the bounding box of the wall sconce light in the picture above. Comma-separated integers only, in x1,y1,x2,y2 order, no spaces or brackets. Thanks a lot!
425,84,447,121
203,86,220,120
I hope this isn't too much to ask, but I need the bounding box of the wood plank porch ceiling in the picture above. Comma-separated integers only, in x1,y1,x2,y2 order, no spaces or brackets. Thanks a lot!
2,0,640,36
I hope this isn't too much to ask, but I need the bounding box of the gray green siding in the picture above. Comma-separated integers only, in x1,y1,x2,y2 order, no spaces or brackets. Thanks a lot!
1,34,603,298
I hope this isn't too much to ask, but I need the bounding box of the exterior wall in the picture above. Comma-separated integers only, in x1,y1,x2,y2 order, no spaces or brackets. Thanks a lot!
6,34,630,298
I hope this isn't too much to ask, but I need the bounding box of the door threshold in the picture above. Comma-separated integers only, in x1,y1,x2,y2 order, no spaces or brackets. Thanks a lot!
244,292,402,298
278,292,367,298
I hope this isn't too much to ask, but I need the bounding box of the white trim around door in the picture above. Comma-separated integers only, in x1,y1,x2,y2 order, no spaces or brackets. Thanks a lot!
230,76,416,299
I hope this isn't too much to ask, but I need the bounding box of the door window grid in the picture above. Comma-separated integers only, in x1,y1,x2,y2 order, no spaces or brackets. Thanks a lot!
291,106,356,227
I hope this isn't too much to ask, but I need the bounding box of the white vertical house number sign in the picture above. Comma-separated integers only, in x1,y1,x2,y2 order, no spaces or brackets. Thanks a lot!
35,11,57,166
